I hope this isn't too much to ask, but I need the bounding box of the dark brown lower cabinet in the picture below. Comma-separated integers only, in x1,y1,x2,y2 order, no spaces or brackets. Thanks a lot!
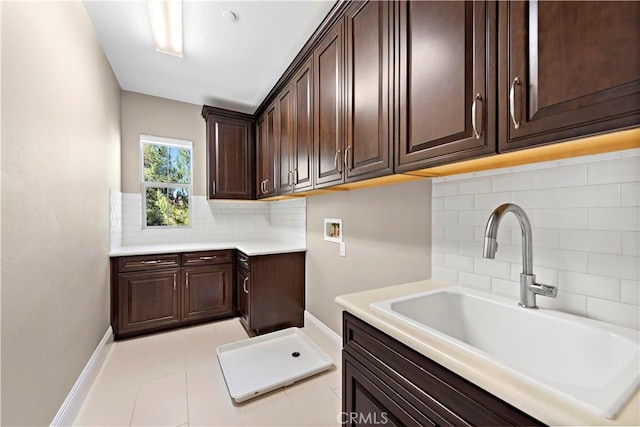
117,269,181,336
182,264,233,322
342,312,545,427
111,251,235,339
236,251,305,336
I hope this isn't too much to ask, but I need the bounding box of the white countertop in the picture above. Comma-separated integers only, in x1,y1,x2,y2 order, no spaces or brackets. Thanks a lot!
109,239,306,257
335,280,640,427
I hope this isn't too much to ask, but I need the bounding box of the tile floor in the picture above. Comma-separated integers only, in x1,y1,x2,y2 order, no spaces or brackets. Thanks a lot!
74,319,342,427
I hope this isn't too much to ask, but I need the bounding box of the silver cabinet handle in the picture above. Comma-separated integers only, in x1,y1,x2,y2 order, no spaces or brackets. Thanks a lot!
238,255,248,264
334,149,342,172
265,179,269,193
293,169,298,185
260,180,265,194
287,170,293,187
243,277,249,294
141,259,163,265
509,77,521,130
472,93,483,139
199,256,215,260
173,274,176,291
185,272,189,289
344,146,352,171
211,180,216,195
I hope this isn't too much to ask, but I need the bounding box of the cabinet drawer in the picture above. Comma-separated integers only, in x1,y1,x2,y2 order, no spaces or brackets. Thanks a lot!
182,250,232,266
237,251,250,270
118,254,180,272
343,313,544,426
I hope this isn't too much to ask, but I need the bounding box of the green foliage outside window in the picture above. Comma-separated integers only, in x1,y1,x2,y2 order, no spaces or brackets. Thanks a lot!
142,142,191,227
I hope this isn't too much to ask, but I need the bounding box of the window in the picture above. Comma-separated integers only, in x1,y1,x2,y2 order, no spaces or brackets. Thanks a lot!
141,135,192,227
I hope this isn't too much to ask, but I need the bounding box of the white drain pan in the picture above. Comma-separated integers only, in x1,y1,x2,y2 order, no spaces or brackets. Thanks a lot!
217,327,333,403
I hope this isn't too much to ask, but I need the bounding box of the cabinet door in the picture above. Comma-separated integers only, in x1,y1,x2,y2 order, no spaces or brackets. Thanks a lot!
255,116,267,198
292,58,314,192
499,1,640,151
236,267,250,329
396,1,496,172
343,354,433,427
277,85,295,194
118,269,180,335
263,102,279,197
314,21,345,188
207,116,255,199
344,1,393,182
182,264,233,322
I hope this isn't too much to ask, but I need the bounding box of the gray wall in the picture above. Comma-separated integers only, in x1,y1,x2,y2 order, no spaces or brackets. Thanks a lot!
1,2,121,425
306,180,432,334
121,91,206,195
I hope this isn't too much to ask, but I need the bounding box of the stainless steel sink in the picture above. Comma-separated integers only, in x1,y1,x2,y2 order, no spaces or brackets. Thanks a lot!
371,286,639,419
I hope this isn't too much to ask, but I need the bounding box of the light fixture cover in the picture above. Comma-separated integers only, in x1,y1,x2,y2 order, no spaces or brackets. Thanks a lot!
148,0,183,57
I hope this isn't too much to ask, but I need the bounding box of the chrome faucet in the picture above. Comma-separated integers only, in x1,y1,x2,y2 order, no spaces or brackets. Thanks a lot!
482,203,557,308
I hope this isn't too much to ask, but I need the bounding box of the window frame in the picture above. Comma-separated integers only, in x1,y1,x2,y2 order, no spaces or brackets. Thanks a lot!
139,134,193,229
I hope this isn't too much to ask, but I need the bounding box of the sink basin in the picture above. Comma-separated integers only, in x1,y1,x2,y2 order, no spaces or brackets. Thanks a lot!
371,286,639,419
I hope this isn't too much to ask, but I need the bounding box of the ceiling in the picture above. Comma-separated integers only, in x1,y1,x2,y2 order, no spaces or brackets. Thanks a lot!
83,1,336,114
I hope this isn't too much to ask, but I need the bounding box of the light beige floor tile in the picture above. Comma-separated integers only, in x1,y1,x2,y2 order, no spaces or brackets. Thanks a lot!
130,372,188,427
73,373,137,426
185,341,222,384
286,377,341,427
188,373,245,426
240,389,303,427
100,332,186,383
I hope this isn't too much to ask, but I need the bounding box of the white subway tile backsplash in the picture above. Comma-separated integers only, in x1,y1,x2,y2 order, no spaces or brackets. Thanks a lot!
474,192,512,209
432,252,445,267
432,151,640,329
444,195,474,210
536,248,587,272
432,181,458,197
491,278,520,300
445,225,476,241
458,272,492,292
558,230,622,255
432,211,459,226
432,197,445,211
432,266,459,285
512,189,558,208
533,164,587,189
588,253,639,281
588,156,640,185
620,183,639,206
474,258,511,279
621,280,639,305
588,207,639,231
492,171,533,192
537,291,587,317
558,184,620,207
587,298,639,330
459,177,492,195
622,232,639,256
444,254,474,273
534,208,587,229
558,271,620,301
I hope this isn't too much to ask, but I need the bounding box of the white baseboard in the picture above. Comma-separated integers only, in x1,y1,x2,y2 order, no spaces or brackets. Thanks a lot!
304,311,342,352
50,327,114,426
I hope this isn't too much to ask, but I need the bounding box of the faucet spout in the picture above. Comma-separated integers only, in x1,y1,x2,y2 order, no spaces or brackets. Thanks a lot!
482,203,556,308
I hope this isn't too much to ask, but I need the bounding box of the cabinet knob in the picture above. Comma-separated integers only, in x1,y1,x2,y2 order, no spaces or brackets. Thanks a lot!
509,77,521,130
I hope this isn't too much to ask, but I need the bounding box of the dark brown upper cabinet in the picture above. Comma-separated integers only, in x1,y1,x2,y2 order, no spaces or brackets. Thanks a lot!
202,107,255,200
498,1,640,152
313,20,345,189
277,84,295,194
256,102,278,199
344,1,394,182
291,58,314,192
396,0,497,172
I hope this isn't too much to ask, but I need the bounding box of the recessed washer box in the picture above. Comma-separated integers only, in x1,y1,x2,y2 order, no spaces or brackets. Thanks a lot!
217,327,333,403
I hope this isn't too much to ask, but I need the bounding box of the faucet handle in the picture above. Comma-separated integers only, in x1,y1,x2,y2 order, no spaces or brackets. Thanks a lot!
529,283,558,298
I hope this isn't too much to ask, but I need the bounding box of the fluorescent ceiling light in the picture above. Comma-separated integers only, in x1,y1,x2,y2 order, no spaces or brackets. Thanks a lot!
148,0,183,57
